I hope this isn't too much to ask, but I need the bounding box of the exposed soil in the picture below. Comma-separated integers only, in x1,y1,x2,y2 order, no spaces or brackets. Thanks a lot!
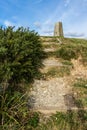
28,37,87,114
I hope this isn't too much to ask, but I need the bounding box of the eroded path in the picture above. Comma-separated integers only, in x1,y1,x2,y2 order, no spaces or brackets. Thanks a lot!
28,37,82,114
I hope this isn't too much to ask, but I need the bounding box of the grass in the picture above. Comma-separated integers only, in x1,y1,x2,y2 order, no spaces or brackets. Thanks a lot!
61,60,74,67
45,66,71,78
55,44,79,60
36,37,87,129
73,79,87,107
35,111,87,130
55,38,87,65
46,51,57,57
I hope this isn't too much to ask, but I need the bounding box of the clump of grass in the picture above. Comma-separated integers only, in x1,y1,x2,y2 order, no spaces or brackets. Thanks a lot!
46,51,57,57
55,38,87,65
61,60,74,67
74,79,87,89
56,44,79,60
73,79,87,107
80,45,87,65
28,112,39,128
45,66,71,78
36,111,87,130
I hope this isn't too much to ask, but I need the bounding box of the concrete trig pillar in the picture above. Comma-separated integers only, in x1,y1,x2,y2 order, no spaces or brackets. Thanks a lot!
54,22,64,37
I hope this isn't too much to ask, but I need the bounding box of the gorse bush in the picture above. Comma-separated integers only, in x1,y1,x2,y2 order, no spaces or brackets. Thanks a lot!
0,26,45,129
0,26,45,88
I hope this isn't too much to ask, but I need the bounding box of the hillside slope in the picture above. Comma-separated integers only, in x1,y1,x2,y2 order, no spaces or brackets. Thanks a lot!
28,36,87,114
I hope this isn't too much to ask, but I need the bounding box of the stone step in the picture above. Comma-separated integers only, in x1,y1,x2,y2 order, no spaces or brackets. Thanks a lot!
42,58,63,67
31,107,87,115
44,48,56,52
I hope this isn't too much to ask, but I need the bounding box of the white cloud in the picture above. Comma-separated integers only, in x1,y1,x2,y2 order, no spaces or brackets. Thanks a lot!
43,29,53,34
4,20,21,28
4,20,14,26
34,22,41,29
65,32,85,38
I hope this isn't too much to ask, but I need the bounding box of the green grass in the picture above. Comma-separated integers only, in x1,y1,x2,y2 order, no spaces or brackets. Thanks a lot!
55,38,87,65
35,111,87,130
74,79,87,89
61,60,74,67
73,79,87,107
55,44,79,60
45,66,71,78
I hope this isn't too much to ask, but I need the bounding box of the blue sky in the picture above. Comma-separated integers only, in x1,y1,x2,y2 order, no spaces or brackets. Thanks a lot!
0,0,87,38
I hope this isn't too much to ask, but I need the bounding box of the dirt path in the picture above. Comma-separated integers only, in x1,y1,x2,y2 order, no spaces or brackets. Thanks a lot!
40,57,63,73
28,37,77,114
29,77,76,113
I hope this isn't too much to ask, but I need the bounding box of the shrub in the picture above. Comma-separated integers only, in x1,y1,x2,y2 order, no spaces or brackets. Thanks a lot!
0,26,44,129
0,26,45,90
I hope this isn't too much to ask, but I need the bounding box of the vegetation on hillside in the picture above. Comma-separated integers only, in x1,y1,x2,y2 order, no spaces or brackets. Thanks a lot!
0,33,87,129
55,38,87,65
35,110,87,130
0,26,45,129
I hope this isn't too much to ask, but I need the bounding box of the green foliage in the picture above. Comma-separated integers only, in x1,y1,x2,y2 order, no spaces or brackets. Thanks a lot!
61,60,73,67
0,26,45,129
28,112,39,128
74,79,87,89
0,27,43,82
55,38,87,64
0,91,31,130
37,111,87,130
73,79,87,107
0,26,45,87
56,44,78,60
80,44,87,65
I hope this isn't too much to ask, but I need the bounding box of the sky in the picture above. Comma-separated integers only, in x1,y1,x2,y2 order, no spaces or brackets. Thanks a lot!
0,0,87,38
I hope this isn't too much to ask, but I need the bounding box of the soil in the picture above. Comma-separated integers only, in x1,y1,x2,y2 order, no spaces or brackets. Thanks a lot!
28,37,87,114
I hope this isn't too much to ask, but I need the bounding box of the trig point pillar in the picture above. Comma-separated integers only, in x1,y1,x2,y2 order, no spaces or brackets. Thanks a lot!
54,22,64,37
